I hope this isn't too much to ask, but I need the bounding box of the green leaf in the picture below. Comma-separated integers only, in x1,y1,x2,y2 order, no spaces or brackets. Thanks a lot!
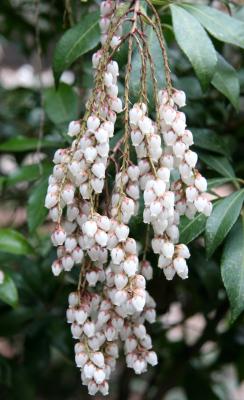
183,4,244,49
44,83,78,125
192,128,229,156
0,229,33,255
212,54,240,110
207,177,235,190
0,136,61,152
221,216,244,322
180,214,207,244
206,189,244,257
131,25,165,105
6,163,52,186
170,4,217,89
199,153,235,178
27,178,49,232
0,307,34,336
0,273,18,308
53,11,100,85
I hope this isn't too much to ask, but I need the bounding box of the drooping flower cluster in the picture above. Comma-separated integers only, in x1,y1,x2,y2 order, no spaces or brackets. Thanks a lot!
44,0,212,396
129,91,212,281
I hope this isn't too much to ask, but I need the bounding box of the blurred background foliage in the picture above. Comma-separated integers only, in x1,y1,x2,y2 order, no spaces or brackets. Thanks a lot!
0,0,244,399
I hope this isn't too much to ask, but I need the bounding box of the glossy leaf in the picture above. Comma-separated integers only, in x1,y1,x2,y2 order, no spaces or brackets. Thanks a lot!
221,217,244,322
212,54,240,110
192,128,229,156
0,229,33,255
53,11,100,84
170,5,217,88
183,4,244,49
0,273,18,308
207,177,235,190
206,189,244,257
199,153,235,178
27,178,49,233
180,214,207,244
6,163,52,186
44,83,78,125
0,136,61,152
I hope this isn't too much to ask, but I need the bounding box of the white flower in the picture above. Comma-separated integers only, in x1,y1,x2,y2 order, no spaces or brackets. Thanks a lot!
134,324,146,339
115,224,129,242
83,220,97,237
138,116,152,134
87,115,100,131
163,265,176,280
84,147,97,163
173,141,186,158
161,105,176,124
132,290,146,312
172,114,186,136
65,236,77,252
68,291,79,307
162,241,174,259
186,186,198,202
91,162,106,179
75,352,88,368
107,60,119,77
72,247,84,263
91,352,105,368
68,120,80,137
95,229,108,247
194,195,208,212
45,192,58,209
62,184,75,205
51,227,66,246
146,351,158,366
125,337,137,353
91,178,104,193
129,107,143,126
66,308,75,323
195,174,207,192
100,0,114,17
149,201,162,217
95,127,109,143
153,179,166,197
83,321,96,337
113,289,128,306
182,129,194,146
124,238,137,254
86,271,99,286
71,322,83,339
51,260,63,276
203,201,213,217
173,257,188,279
75,308,88,325
83,362,95,379
185,150,198,168
114,272,128,290
111,247,125,264
110,97,123,113
172,89,186,108
111,35,121,49
127,165,140,181
176,244,190,259
62,255,74,271
133,359,146,374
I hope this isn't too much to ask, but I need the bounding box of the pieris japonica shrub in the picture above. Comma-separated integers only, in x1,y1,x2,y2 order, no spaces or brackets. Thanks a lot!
1,0,244,399
44,1,213,395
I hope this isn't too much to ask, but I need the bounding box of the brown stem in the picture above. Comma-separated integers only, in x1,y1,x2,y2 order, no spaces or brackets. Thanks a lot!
139,4,173,96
